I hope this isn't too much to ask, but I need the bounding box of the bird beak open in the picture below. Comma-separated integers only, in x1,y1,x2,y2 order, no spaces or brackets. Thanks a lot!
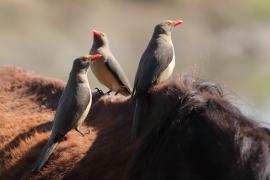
92,30,105,37
174,19,183,27
90,54,103,61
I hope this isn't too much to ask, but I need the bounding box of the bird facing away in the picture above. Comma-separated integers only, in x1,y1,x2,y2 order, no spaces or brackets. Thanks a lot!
131,19,183,139
89,30,132,96
32,54,103,172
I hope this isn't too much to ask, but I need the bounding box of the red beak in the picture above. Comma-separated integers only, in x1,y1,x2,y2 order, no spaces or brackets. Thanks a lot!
91,54,103,61
92,29,101,37
174,19,183,27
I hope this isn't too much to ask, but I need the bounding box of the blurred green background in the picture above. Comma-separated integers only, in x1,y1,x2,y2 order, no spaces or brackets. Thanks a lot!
0,0,269,121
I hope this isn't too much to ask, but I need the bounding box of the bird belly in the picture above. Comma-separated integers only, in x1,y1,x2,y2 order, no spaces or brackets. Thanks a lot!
157,56,175,83
91,61,122,92
76,86,92,128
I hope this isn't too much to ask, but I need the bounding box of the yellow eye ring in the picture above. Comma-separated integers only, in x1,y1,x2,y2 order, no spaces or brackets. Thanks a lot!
83,54,91,61
167,20,173,27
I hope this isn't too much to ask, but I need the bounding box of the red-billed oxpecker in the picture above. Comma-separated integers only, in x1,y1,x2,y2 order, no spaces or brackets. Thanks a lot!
89,30,132,96
131,19,183,139
32,54,103,171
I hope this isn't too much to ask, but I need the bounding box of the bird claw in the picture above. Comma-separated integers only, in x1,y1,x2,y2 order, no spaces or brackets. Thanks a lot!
106,90,112,95
75,128,91,137
95,88,104,96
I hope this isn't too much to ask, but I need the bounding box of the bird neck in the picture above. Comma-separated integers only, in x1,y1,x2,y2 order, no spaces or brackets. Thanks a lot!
91,46,111,60
158,34,172,43
91,44,109,54
152,30,171,38
69,68,89,84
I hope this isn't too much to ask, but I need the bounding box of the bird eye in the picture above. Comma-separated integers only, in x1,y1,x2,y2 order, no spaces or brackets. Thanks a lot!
167,20,173,27
82,55,91,61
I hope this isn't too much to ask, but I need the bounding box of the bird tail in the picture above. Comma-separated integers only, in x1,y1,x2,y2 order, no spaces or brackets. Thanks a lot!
32,136,58,172
131,98,145,139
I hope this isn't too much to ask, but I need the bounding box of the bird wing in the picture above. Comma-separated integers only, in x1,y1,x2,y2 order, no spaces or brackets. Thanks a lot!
104,55,132,93
133,39,174,98
51,82,91,136
152,40,174,81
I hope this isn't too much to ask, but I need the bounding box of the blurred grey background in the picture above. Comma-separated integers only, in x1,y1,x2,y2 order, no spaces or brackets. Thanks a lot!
0,0,269,121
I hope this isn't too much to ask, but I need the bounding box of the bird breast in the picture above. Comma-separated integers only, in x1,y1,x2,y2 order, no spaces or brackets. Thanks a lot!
90,60,122,91
75,81,92,128
157,52,175,83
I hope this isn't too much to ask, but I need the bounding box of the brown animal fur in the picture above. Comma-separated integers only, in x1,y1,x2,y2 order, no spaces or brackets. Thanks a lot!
0,66,269,180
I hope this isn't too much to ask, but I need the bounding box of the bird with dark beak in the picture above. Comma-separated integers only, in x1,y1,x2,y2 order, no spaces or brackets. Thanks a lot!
32,54,103,172
89,30,132,96
131,19,183,139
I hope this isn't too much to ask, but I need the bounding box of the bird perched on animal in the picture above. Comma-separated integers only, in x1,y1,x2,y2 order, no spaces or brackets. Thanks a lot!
131,19,183,139
32,54,103,172
89,30,132,96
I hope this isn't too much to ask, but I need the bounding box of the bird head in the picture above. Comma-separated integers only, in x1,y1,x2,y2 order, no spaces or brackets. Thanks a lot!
92,29,109,47
154,19,183,36
73,54,103,69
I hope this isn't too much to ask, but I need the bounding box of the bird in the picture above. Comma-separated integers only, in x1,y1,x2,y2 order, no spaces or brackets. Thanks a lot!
89,29,132,96
32,54,103,172
131,19,183,139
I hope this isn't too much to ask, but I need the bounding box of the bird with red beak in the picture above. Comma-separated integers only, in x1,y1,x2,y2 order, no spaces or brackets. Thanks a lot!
89,30,132,96
132,19,183,139
32,54,103,171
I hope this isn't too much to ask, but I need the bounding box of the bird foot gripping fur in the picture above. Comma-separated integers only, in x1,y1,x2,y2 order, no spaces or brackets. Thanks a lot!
95,88,116,96
75,127,91,137
95,88,105,96
106,90,112,95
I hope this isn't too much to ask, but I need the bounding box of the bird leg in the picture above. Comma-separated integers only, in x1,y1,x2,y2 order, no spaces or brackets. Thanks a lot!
95,88,104,96
106,90,112,95
75,127,90,137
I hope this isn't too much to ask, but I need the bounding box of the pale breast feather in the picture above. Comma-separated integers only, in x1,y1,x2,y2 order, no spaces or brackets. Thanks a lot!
75,83,91,128
157,53,175,83
74,82,91,128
